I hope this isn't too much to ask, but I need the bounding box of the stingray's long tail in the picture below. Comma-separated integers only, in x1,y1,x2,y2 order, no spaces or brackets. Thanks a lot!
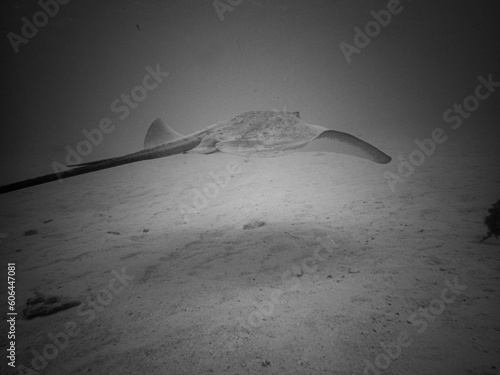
317,130,392,164
0,139,198,194
0,157,121,194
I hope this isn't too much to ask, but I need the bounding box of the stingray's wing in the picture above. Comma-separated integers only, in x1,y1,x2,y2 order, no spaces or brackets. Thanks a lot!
316,130,391,164
213,123,392,163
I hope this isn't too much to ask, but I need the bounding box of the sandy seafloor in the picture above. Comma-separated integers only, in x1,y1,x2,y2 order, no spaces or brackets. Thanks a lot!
1,140,499,375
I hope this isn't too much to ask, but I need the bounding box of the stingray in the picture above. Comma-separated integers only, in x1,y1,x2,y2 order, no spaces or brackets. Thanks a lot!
0,110,391,194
